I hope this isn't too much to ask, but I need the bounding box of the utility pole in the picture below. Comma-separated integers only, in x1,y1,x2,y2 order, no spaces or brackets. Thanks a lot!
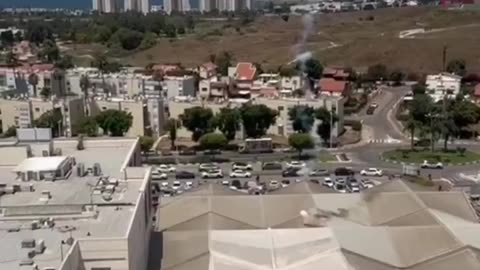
329,106,334,149
442,45,447,72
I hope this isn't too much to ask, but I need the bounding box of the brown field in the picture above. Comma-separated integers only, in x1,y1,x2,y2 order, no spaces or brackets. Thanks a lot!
119,7,480,73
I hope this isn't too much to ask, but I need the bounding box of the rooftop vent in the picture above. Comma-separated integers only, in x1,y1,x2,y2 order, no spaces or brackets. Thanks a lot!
21,239,36,248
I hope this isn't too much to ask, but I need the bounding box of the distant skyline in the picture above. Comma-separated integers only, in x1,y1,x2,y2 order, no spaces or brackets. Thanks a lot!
1,0,163,9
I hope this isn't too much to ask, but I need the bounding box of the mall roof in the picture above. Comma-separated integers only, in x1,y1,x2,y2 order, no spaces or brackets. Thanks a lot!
159,180,480,270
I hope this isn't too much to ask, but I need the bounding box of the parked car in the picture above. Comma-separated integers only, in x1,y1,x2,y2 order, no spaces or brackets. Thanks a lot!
262,162,283,170
286,161,306,169
157,164,176,173
230,170,252,178
184,181,193,190
232,162,253,171
199,163,219,172
221,180,230,186
366,106,376,115
204,149,221,155
172,181,181,190
309,169,329,177
323,177,334,188
347,178,359,187
152,171,168,180
421,160,443,169
281,180,290,187
269,180,280,189
160,181,169,188
360,168,383,176
201,169,223,179
175,171,195,179
334,167,354,176
179,148,196,156
334,182,347,193
282,168,300,177
347,185,360,193
360,179,375,189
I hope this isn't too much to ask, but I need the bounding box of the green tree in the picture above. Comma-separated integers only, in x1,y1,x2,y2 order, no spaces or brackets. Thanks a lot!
199,133,228,152
113,28,144,50
40,87,52,100
303,58,323,92
28,73,39,97
409,94,434,124
185,15,195,30
288,105,315,133
3,126,17,137
288,133,314,158
139,32,157,50
389,70,405,86
139,136,155,154
240,104,277,138
278,65,297,77
164,24,177,38
215,51,234,76
367,64,388,81
165,118,181,149
95,109,133,136
179,106,215,141
6,50,18,73
214,108,241,141
76,116,98,136
315,107,338,146
177,26,186,35
446,59,466,76
55,55,74,70
38,39,60,63
404,118,420,150
412,84,426,95
0,30,14,46
80,74,90,97
34,109,63,137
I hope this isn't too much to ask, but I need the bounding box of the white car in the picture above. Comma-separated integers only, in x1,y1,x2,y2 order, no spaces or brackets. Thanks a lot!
230,170,252,178
360,168,383,176
421,160,443,169
152,172,168,180
172,181,181,190
269,180,280,189
184,181,193,190
281,180,290,188
232,162,252,171
157,164,176,173
221,180,230,186
199,163,219,172
286,161,306,169
160,181,169,187
349,185,360,193
360,179,374,189
322,177,334,188
202,169,223,179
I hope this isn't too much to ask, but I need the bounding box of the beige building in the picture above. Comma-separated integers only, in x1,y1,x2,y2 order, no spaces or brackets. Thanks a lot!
0,137,153,270
0,97,85,137
91,97,166,138
168,96,344,140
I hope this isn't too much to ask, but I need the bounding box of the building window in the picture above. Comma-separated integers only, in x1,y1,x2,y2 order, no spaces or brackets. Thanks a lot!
102,106,107,110
64,107,69,112
278,106,284,111
202,88,208,92
35,108,40,112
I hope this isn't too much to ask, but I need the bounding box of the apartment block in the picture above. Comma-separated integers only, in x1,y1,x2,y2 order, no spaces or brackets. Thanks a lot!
91,97,166,138
162,75,196,100
199,0,252,12
164,0,191,13
0,136,152,270
168,95,344,140
125,0,151,13
0,97,85,137
426,72,461,102
92,0,119,12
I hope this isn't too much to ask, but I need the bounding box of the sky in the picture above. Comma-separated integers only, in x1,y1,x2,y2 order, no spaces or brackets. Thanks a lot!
1,0,163,9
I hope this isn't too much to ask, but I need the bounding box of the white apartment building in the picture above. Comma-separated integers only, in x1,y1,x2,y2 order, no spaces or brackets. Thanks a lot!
199,0,252,12
92,0,118,13
164,0,191,13
425,73,461,102
125,0,151,13
0,97,85,137
162,75,196,100
168,95,344,140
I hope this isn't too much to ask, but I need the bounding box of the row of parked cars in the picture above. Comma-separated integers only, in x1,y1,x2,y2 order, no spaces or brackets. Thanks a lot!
322,176,375,193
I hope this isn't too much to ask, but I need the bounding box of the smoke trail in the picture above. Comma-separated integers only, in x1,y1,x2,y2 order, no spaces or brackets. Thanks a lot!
290,14,315,67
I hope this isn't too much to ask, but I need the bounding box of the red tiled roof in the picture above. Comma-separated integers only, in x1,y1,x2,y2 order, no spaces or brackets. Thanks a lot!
318,78,347,93
201,62,217,70
235,62,256,81
474,84,480,97
323,67,349,78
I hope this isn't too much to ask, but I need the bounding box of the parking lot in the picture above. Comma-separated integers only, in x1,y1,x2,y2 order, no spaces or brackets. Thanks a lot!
151,161,392,196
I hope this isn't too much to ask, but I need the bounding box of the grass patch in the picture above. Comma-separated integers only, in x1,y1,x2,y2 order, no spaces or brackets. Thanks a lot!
383,148,480,164
318,151,336,162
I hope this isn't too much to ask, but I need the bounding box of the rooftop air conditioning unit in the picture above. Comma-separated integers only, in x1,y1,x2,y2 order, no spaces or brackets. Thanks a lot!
21,239,36,248
77,163,85,177
93,163,102,176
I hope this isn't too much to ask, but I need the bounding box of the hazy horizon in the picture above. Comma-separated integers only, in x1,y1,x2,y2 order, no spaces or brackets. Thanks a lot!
1,0,163,9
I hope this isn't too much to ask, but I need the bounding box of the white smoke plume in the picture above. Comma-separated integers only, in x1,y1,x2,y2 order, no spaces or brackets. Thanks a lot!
289,14,315,68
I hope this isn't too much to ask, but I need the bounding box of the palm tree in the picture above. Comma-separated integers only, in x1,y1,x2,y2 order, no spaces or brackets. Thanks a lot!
404,118,419,150
28,73,39,97
80,75,90,97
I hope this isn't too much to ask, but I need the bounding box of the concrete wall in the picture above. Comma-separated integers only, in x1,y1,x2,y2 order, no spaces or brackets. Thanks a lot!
59,241,86,270
0,146,28,166
121,101,146,137
0,99,32,132
127,189,152,270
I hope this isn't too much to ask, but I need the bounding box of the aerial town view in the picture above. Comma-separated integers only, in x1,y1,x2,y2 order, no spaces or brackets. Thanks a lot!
2,0,480,269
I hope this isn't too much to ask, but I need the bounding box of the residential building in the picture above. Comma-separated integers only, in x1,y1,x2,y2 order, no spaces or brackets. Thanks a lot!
199,0,252,12
199,62,218,79
167,95,344,139
318,78,349,97
0,96,85,137
425,73,461,102
198,77,230,100
279,75,303,95
0,135,153,270
125,0,151,13
473,83,480,104
157,180,480,270
92,0,118,12
230,62,257,93
162,75,196,100
11,41,37,62
163,0,191,13
322,67,350,80
91,97,166,137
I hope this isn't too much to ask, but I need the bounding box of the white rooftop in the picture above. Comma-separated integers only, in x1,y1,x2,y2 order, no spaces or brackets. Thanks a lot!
13,156,69,172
